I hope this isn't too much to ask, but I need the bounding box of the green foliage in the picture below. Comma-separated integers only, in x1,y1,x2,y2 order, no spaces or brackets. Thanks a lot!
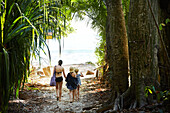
68,0,130,67
26,86,40,91
0,0,73,112
145,85,170,103
156,90,170,103
159,18,170,30
165,18,170,24
85,61,95,66
159,23,165,30
122,0,130,26
0,0,131,112
95,37,106,66
145,85,155,97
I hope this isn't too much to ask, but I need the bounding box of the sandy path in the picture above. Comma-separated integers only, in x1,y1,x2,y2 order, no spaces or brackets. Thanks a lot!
8,64,111,113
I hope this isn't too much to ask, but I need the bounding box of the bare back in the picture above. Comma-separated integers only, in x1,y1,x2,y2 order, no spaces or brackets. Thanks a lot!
55,65,64,77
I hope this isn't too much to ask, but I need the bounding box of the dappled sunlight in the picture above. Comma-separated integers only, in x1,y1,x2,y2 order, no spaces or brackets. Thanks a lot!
3,0,169,112
9,69,111,112
87,88,108,94
81,78,110,94
27,76,51,86
8,62,112,112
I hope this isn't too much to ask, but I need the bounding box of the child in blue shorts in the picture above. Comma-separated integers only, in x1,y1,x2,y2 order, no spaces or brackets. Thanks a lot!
75,68,84,100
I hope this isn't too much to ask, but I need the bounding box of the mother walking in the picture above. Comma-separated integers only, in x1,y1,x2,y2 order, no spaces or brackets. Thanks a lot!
53,60,66,101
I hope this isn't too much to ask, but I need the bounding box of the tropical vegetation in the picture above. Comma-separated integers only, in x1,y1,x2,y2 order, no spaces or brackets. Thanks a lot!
0,0,74,112
0,0,170,112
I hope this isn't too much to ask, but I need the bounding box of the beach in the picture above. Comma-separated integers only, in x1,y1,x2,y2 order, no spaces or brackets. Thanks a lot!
30,38,99,85
29,63,98,86
8,63,111,113
31,38,98,67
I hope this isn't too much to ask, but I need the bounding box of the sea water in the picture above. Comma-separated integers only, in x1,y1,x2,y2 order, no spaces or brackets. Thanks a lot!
51,49,97,65
31,39,98,67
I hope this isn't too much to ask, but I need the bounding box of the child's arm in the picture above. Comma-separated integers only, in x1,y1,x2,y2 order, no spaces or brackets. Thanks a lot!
80,72,84,77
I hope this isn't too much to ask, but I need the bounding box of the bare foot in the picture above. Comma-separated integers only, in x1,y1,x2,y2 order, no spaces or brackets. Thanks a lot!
59,98,61,101
57,97,59,101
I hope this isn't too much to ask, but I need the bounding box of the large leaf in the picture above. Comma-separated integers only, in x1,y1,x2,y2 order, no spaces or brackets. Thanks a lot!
0,0,72,112
2,48,10,112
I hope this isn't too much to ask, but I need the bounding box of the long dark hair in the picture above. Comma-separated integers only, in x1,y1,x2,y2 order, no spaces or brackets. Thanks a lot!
58,60,63,66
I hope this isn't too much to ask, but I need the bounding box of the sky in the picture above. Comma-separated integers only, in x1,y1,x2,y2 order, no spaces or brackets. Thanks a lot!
59,16,99,51
37,16,100,65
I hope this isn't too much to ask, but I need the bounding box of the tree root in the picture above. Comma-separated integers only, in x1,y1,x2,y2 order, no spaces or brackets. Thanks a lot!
83,106,96,110
113,86,133,110
96,86,135,112
96,104,114,113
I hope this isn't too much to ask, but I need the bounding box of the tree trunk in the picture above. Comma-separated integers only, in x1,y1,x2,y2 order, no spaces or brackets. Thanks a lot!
158,0,170,91
106,0,129,101
128,0,159,107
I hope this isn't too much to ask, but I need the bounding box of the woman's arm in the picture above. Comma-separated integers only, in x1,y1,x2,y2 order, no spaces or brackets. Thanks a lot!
62,68,66,78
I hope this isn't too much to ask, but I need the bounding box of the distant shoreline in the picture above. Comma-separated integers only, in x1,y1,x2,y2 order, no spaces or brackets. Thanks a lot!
63,63,97,73
29,63,97,85
31,62,97,76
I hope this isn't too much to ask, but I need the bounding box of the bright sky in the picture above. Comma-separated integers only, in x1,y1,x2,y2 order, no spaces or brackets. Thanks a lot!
40,16,99,65
63,16,99,51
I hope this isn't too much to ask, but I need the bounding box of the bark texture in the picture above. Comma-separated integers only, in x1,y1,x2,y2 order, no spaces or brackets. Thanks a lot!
158,0,170,91
106,0,129,100
128,0,159,107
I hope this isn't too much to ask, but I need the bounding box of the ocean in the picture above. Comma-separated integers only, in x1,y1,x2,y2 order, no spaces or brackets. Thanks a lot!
49,49,97,66
31,39,98,67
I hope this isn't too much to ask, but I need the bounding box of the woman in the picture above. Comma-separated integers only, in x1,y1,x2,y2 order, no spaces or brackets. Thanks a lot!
66,67,78,102
53,60,66,101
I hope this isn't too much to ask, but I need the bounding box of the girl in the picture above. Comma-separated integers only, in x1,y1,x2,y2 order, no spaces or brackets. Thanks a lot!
66,67,78,102
74,68,83,100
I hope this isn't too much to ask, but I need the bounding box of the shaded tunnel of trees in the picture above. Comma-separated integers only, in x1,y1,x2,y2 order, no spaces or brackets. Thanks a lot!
0,0,170,112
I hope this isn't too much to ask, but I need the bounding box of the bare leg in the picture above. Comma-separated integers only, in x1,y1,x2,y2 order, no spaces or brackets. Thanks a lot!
73,89,76,102
59,81,63,101
75,89,77,101
77,85,80,100
69,90,72,102
56,82,59,98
